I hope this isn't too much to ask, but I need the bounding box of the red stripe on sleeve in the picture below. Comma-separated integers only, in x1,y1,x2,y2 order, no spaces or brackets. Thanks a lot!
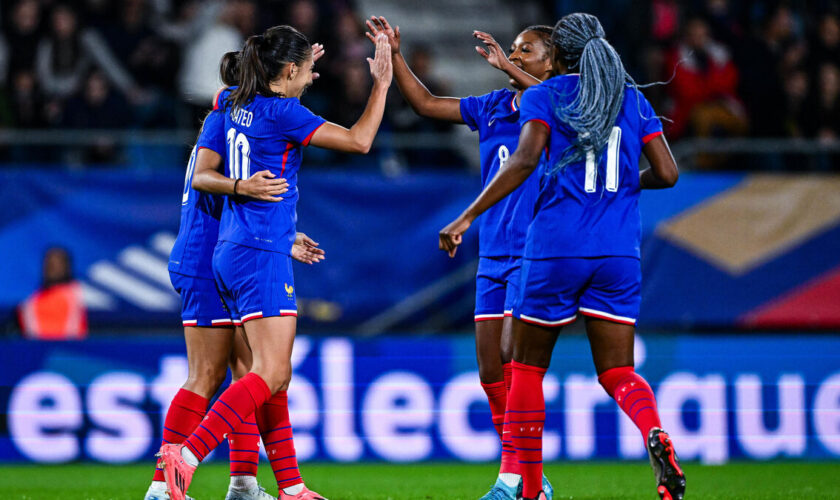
302,122,325,147
212,87,225,111
527,119,551,131
642,130,663,144
280,142,294,178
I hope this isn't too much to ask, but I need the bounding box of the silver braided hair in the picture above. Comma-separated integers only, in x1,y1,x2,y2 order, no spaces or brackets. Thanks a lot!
549,13,628,175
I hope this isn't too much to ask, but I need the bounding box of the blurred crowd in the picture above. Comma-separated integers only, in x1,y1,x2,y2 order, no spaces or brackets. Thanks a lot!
1,0,839,168
544,0,840,144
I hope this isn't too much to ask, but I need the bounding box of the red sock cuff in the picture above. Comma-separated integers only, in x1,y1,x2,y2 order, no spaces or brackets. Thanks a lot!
239,372,272,405
511,360,548,376
267,390,288,406
481,380,506,395
597,365,634,395
172,388,209,412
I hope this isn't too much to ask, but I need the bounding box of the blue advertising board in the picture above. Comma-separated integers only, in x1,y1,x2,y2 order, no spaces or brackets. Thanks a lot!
2,333,839,464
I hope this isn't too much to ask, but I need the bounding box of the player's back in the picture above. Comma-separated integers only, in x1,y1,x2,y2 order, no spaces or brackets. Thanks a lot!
217,92,325,255
169,110,226,279
519,74,663,260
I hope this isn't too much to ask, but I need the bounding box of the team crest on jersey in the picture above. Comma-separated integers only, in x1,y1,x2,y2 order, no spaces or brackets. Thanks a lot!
285,283,294,298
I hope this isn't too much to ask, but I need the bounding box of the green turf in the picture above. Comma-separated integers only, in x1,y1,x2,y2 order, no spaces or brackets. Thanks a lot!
1,461,839,499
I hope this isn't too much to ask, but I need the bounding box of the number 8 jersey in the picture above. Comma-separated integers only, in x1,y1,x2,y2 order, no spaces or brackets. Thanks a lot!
217,90,326,254
519,74,663,260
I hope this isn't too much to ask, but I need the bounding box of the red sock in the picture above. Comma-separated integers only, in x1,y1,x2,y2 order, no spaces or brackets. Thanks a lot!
184,373,271,462
499,362,520,475
509,361,546,498
229,412,260,477
503,362,513,392
481,380,507,440
256,391,303,490
153,389,208,482
598,366,661,441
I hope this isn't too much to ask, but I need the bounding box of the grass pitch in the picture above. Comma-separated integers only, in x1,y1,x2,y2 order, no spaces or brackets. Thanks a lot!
1,461,839,499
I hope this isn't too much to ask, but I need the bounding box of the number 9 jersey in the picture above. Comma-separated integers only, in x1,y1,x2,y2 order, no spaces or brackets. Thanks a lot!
519,74,663,260
216,89,326,255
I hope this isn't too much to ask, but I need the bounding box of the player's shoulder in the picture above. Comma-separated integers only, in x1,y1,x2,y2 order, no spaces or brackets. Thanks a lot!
213,86,237,111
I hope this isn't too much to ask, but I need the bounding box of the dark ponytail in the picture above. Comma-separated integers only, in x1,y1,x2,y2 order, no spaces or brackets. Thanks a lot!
219,51,240,87
228,25,312,109
549,13,628,175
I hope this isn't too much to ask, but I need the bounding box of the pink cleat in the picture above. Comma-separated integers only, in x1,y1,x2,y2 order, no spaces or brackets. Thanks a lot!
278,485,328,500
156,443,197,500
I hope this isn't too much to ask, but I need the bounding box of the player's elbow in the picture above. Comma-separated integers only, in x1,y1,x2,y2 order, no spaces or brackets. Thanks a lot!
661,165,679,187
352,139,372,154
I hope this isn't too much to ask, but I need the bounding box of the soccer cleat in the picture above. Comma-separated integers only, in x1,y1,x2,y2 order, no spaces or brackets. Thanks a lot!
225,484,275,500
479,477,517,500
143,484,196,500
541,474,554,500
278,485,328,500
157,444,197,500
647,428,686,500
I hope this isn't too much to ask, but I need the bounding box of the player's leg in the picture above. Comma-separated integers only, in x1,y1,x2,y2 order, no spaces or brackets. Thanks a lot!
581,257,684,500
226,326,274,500
159,244,281,500
506,257,580,500
147,274,234,500
507,318,560,500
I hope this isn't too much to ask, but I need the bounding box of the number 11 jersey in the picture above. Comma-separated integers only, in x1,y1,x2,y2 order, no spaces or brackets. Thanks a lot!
519,75,663,260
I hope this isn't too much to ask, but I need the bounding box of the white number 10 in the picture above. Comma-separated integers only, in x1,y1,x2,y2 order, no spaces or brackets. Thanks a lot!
227,129,251,180
585,126,622,193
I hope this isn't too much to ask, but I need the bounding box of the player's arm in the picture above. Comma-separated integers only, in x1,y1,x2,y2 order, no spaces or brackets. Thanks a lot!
639,135,679,189
308,34,392,154
192,148,289,202
366,16,463,123
439,121,548,257
473,30,542,89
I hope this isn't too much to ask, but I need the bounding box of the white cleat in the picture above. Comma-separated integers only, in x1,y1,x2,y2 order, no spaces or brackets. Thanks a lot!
144,484,196,500
225,484,276,500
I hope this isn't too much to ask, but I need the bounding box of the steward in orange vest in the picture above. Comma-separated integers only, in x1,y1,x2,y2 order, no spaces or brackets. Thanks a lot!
18,247,88,339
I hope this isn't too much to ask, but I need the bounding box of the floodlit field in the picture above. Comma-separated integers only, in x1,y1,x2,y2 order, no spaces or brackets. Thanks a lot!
1,461,839,499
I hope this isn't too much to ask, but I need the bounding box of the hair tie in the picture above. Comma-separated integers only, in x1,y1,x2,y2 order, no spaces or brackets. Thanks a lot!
586,36,602,43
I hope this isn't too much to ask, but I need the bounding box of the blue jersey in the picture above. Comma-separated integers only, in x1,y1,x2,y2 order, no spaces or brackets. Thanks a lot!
217,91,326,254
519,74,663,259
168,109,227,279
461,89,540,257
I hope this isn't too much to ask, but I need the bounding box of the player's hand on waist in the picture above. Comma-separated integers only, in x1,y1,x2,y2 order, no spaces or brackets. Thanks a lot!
239,170,288,202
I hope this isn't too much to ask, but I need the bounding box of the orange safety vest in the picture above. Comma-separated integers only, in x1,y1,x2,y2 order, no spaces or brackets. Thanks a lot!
19,282,88,339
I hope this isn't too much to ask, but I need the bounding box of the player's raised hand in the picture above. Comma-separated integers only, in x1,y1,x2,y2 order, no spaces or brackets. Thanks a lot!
439,216,472,258
311,43,325,80
473,30,507,71
365,16,401,54
237,170,288,202
292,232,325,264
367,33,393,87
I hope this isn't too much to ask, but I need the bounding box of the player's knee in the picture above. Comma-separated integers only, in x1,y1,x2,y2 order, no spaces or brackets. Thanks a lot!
477,364,503,385
185,362,227,398
259,364,293,394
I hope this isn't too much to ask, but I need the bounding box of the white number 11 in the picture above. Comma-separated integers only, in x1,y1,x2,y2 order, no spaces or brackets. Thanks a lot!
585,126,622,193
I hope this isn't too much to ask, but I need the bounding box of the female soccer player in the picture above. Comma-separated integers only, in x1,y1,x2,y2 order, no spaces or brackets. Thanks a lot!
146,50,324,500
439,13,685,500
365,16,553,500
158,26,393,500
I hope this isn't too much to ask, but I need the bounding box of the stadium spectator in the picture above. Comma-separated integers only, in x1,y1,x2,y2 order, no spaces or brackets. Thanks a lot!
178,0,254,109
783,67,809,138
61,70,130,163
805,63,840,141
665,16,746,139
36,4,91,100
737,5,797,137
17,247,88,340
4,0,42,75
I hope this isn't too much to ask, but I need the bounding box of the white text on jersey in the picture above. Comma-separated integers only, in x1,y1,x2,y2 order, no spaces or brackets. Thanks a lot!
231,108,254,128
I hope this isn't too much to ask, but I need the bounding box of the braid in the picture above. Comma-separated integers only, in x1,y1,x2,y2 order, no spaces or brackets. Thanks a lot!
548,13,628,176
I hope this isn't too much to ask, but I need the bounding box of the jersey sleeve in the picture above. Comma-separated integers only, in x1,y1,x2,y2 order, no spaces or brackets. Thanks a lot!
196,110,225,155
519,85,553,131
459,95,483,131
276,98,327,146
637,91,664,145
